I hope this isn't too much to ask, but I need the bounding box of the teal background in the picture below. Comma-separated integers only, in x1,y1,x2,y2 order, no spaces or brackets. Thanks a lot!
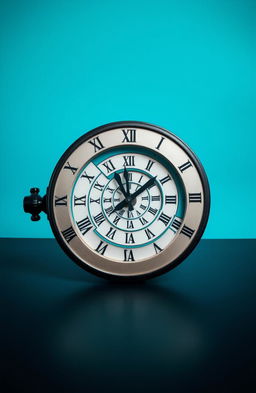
0,0,255,238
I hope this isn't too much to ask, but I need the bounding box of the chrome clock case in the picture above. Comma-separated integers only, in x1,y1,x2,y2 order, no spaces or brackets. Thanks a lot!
23,121,210,281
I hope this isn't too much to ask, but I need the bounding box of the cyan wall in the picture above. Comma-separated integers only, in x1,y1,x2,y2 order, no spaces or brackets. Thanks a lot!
1,0,255,238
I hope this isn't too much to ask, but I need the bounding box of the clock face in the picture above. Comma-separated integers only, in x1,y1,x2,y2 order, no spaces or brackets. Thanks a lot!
48,122,210,279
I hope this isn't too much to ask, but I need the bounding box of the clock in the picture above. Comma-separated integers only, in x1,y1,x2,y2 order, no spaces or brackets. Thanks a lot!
23,121,210,280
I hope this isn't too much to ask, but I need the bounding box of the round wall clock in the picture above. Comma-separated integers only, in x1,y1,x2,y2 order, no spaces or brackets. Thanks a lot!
23,121,210,280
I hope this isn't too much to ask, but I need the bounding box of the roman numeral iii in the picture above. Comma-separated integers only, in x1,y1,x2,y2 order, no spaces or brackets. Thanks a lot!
165,195,176,204
189,193,202,203
158,212,172,227
180,225,195,238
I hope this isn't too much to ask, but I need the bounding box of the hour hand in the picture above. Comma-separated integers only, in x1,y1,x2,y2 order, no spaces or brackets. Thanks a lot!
113,198,127,212
123,167,133,211
130,176,157,200
114,172,128,198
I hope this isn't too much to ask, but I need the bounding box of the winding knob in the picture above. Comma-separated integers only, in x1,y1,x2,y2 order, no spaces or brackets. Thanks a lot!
23,188,47,221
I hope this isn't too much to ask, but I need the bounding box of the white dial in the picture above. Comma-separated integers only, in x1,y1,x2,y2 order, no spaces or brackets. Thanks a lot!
49,122,209,279
71,151,183,262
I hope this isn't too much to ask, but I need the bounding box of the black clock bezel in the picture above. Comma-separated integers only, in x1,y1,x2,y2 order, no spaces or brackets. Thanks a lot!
47,121,210,281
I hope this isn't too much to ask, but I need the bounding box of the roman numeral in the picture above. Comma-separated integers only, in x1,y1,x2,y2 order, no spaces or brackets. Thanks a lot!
95,241,108,255
125,233,135,244
178,160,192,173
156,136,165,150
124,249,135,262
105,206,114,216
123,155,135,166
138,175,143,183
142,196,149,201
102,159,116,173
88,136,104,152
151,195,160,201
127,210,134,218
55,195,67,206
64,162,78,175
158,212,172,226
90,197,100,204
165,195,176,204
128,172,132,181
113,215,121,225
145,160,155,171
189,193,202,203
160,174,171,185
94,182,104,191
74,195,86,206
62,226,76,243
81,171,94,183
76,217,93,235
122,129,136,143
171,218,182,231
93,212,105,226
153,243,163,254
139,216,148,225
106,186,115,194
104,197,111,203
181,225,195,238
127,220,134,229
145,228,155,240
106,227,116,240
148,207,157,216
139,204,147,210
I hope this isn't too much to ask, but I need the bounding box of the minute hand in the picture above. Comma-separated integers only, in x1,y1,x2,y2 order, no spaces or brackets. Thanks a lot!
130,176,157,200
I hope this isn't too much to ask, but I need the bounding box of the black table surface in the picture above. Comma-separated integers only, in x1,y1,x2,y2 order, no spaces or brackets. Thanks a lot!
1,238,256,393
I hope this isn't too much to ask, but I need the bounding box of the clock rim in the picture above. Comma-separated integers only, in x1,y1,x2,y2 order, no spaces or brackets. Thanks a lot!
46,121,210,281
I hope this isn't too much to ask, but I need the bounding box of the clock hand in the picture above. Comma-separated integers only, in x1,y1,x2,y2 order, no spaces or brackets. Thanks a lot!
129,176,157,200
114,172,128,199
113,176,157,212
113,198,127,212
123,167,130,196
123,167,133,211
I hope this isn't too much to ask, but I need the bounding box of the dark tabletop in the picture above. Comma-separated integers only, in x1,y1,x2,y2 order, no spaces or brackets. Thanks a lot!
1,238,256,393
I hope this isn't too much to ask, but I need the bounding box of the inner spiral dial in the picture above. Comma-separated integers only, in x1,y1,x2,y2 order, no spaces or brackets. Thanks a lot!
71,149,185,262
